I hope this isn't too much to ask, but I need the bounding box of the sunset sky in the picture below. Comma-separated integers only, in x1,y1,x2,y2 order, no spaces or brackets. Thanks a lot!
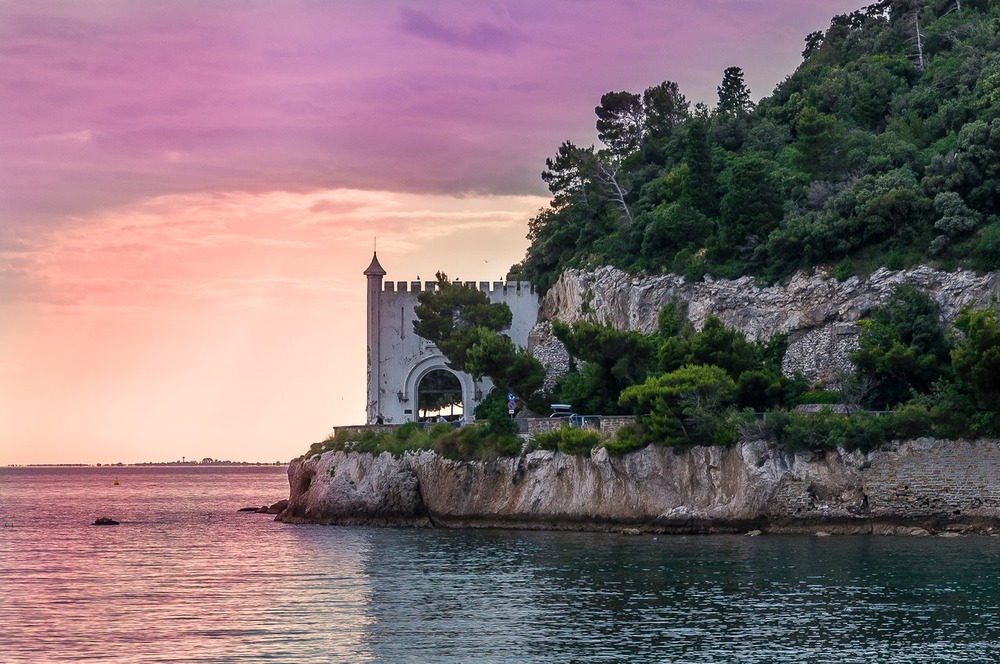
1,0,864,465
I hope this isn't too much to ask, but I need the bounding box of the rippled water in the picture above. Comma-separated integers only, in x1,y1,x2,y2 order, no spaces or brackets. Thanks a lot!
2,466,1000,663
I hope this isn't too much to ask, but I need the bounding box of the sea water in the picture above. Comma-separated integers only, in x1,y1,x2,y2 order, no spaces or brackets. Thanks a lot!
2,465,1000,663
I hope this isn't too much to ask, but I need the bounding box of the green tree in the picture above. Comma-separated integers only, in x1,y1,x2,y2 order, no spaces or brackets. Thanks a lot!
639,200,711,264
465,327,546,409
682,118,717,216
686,317,759,378
952,305,1000,415
552,320,657,414
595,91,645,158
802,30,825,59
715,154,783,261
849,285,952,409
717,66,753,116
951,119,1000,211
541,141,598,209
792,106,845,179
413,273,546,407
413,272,512,369
930,191,982,254
619,364,736,447
642,80,690,144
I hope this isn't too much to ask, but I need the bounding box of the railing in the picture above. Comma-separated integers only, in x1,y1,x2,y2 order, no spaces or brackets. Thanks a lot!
517,415,636,438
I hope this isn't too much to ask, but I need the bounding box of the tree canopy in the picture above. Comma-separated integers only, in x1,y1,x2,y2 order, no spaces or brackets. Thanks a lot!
413,273,546,411
510,1,1000,290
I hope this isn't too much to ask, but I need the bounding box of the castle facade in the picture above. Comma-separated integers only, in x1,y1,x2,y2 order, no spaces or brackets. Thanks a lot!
365,253,539,424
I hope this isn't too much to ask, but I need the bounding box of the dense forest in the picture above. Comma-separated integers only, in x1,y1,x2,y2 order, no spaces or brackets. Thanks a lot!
509,0,1000,293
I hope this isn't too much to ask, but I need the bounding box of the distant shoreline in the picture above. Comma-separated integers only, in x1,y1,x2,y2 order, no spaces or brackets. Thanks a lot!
4,461,287,468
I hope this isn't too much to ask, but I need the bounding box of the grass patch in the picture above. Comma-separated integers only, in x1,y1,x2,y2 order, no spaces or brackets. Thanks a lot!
301,422,520,462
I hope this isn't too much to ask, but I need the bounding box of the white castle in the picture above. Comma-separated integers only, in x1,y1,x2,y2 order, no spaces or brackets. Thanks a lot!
364,252,540,424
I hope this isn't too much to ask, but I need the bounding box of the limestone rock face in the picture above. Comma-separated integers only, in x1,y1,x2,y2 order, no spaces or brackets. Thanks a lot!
279,451,429,526
532,265,1000,384
277,439,1000,534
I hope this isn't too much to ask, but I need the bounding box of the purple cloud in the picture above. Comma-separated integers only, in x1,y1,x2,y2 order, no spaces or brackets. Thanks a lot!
399,7,530,54
1,0,864,243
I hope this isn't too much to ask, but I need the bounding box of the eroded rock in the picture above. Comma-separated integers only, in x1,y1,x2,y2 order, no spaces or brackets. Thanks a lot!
532,266,1000,385
277,438,1000,534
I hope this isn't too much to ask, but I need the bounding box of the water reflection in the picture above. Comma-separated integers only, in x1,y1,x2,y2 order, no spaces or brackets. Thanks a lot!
359,529,1000,663
3,468,1000,663
1,467,378,663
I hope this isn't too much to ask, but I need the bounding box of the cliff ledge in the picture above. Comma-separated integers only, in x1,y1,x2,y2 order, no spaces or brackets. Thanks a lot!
278,438,1000,535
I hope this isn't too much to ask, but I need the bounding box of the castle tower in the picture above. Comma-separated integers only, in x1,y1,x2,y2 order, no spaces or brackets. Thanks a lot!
362,253,539,425
364,251,386,423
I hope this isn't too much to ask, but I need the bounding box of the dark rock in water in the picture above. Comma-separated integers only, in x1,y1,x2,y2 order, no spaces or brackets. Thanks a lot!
239,500,289,514
92,517,120,526
263,499,289,514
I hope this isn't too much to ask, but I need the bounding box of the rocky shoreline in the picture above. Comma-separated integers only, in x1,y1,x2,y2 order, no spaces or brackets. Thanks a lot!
275,266,1000,536
276,438,1000,536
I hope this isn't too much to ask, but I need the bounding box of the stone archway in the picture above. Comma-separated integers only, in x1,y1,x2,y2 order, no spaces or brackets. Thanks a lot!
416,369,463,421
402,355,477,423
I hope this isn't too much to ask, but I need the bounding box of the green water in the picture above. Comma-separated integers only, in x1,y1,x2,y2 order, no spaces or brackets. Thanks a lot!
359,529,1000,662
2,466,999,662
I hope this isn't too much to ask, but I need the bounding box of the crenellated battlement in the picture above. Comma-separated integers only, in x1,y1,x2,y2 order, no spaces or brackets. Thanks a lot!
382,280,535,295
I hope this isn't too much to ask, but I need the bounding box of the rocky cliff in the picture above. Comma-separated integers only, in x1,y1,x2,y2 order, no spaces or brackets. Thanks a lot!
531,266,1000,384
278,439,1000,535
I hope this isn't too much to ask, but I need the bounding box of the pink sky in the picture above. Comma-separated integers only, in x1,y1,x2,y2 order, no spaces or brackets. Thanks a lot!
1,0,864,464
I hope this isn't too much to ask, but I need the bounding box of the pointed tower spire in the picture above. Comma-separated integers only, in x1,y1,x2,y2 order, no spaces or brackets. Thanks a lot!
365,251,386,424
364,251,386,277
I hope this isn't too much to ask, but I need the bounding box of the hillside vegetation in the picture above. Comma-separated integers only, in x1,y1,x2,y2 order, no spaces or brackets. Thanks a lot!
309,1,1000,461
510,0,1000,292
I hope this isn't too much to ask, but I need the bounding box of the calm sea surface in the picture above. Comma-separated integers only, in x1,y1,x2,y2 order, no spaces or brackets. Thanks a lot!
2,466,1000,663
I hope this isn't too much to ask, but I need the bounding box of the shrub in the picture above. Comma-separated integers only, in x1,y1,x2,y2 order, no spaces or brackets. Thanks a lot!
559,427,601,455
533,425,601,456
781,408,892,452
301,421,518,461
395,421,421,440
604,422,647,456
888,404,933,439
796,390,842,405
434,425,521,461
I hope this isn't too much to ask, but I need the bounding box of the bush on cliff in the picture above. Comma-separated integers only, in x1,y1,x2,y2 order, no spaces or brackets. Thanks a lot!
780,408,892,453
532,425,601,455
604,422,646,456
303,421,521,460
433,425,521,461
619,364,737,448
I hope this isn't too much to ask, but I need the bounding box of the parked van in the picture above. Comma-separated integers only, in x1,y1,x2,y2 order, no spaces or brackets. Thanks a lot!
549,404,574,417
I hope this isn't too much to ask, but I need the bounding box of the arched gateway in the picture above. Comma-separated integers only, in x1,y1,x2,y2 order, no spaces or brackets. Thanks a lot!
364,253,539,424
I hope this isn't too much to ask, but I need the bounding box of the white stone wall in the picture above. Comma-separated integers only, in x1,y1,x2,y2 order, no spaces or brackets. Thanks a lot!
369,277,539,424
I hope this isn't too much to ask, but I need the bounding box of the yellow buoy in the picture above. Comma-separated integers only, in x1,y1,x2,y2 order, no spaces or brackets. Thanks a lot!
113,478,120,486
